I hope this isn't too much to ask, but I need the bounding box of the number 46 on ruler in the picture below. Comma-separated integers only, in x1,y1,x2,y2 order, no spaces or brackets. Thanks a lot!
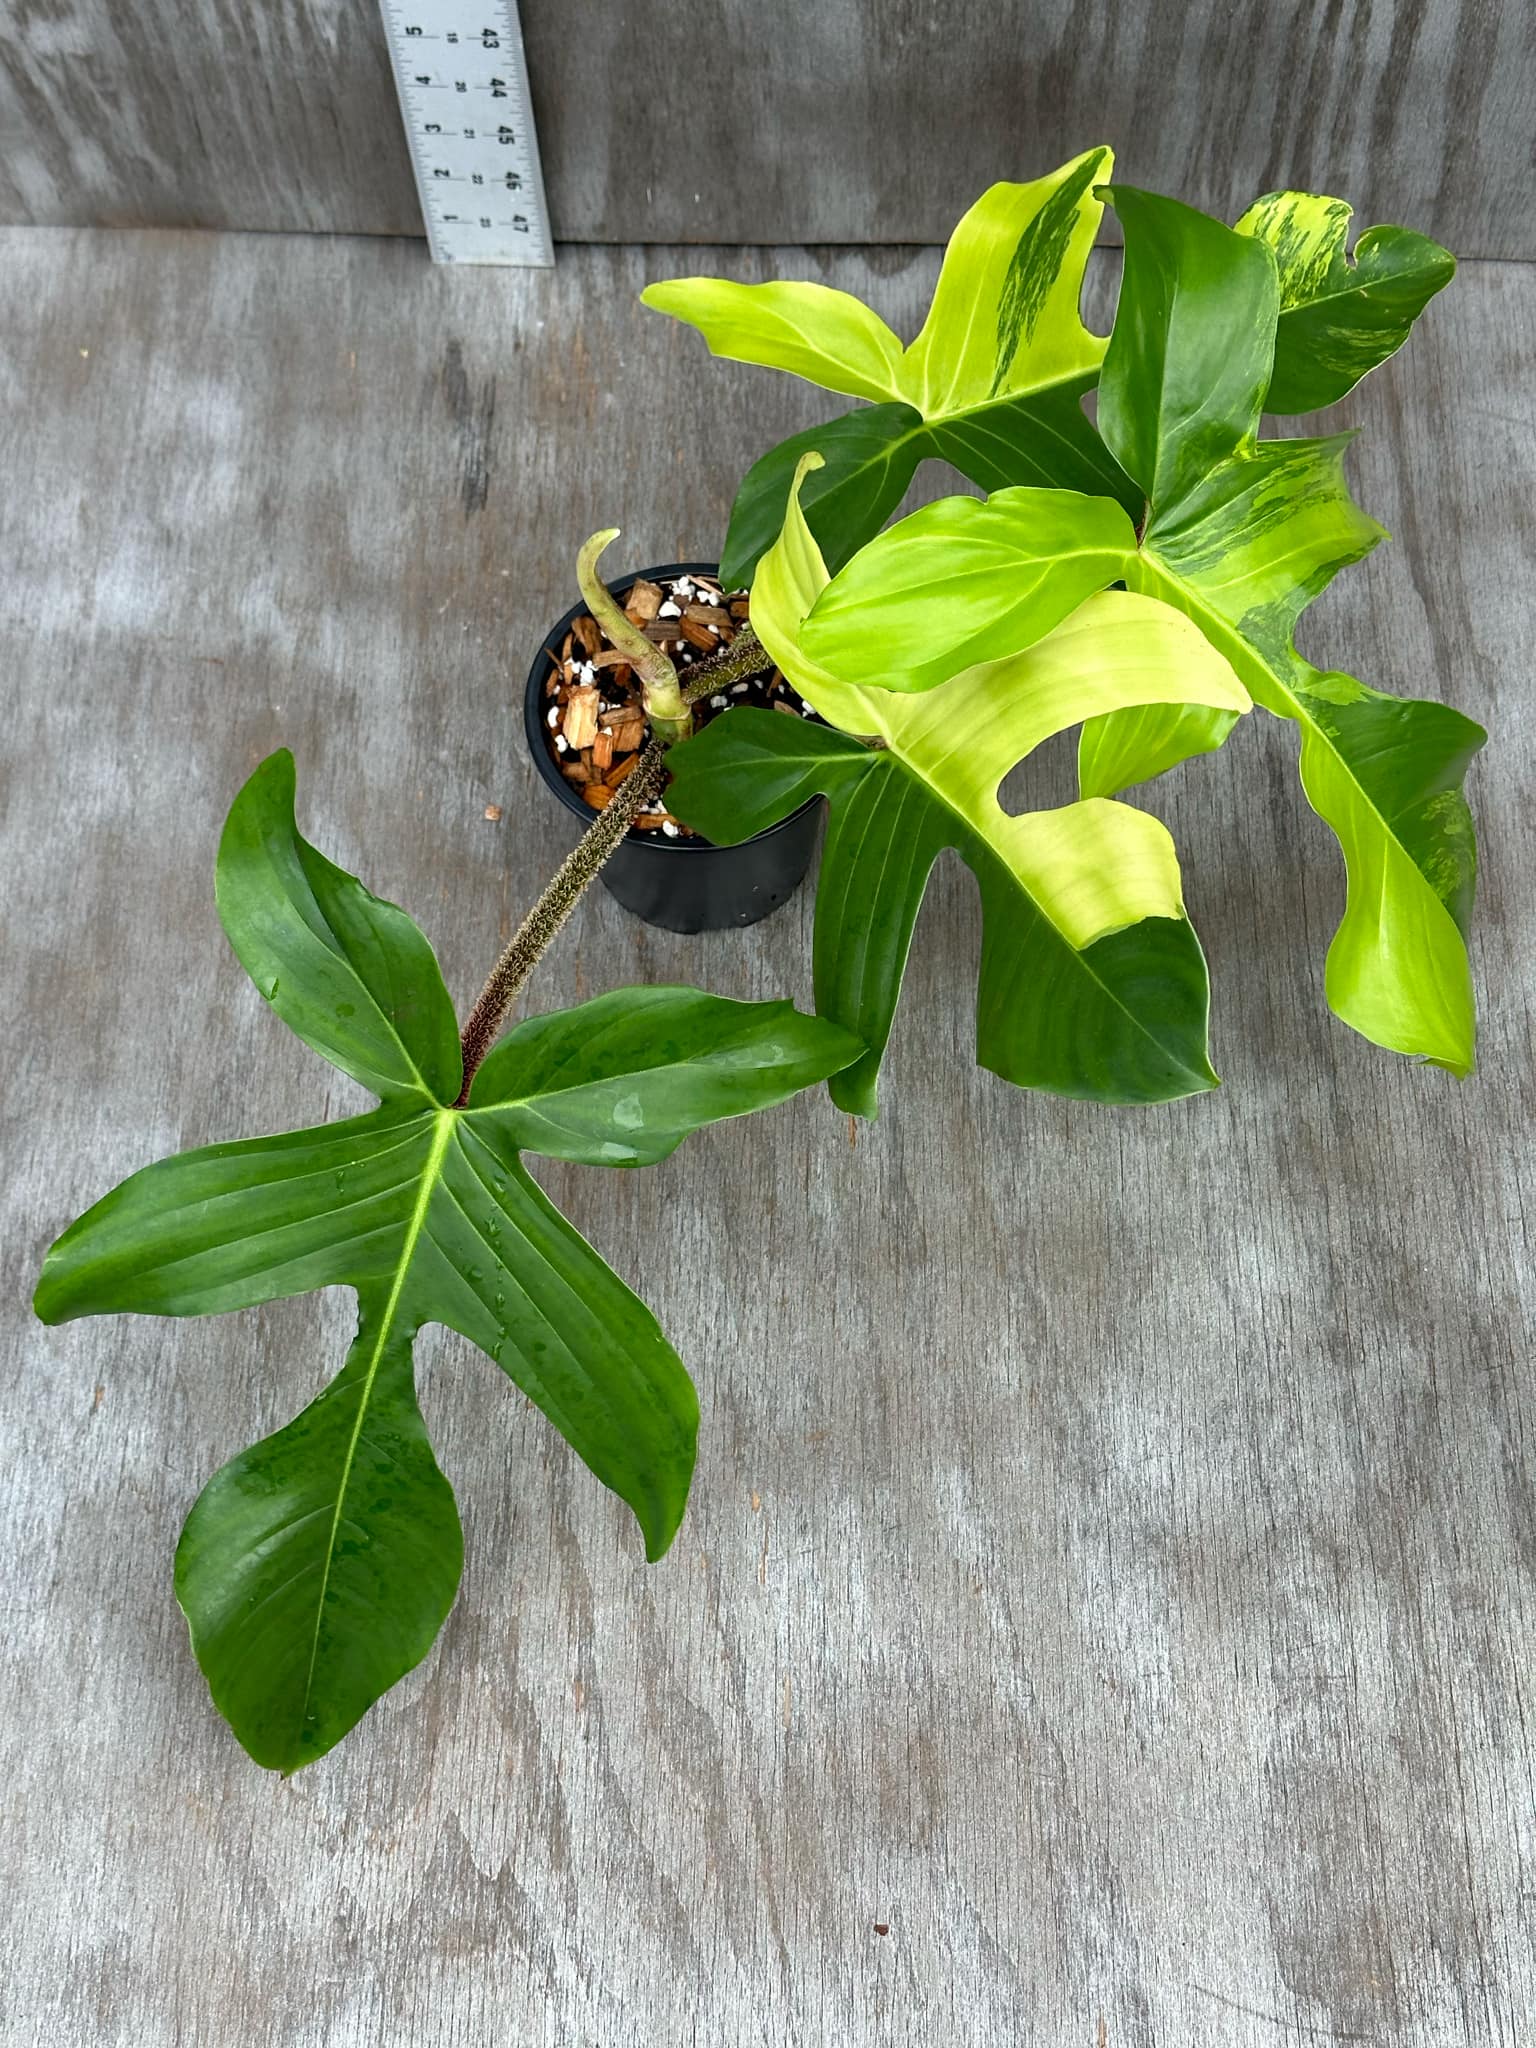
380,0,554,267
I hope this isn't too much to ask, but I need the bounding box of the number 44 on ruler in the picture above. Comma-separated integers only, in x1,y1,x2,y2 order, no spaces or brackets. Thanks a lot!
380,0,555,267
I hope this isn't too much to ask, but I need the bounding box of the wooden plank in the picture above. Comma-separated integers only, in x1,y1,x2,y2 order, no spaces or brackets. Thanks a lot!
1,226,1532,2045
0,0,1533,254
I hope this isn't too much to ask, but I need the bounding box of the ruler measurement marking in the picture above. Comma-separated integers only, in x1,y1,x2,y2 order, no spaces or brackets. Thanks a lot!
379,0,553,267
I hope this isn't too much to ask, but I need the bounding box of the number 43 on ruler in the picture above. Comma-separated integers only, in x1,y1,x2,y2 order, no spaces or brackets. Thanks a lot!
380,0,554,267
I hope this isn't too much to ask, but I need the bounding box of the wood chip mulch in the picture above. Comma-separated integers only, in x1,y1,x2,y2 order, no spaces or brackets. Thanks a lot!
537,572,820,840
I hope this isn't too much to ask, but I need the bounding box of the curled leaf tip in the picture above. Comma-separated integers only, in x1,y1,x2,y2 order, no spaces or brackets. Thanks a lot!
575,529,624,613
574,527,688,739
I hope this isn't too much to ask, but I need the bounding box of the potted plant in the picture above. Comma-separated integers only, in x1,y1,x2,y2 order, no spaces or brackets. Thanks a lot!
642,152,1476,1097
34,147,1481,1773
523,547,824,933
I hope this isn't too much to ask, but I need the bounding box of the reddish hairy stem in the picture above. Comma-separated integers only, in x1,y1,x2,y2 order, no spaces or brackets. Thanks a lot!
455,743,669,1102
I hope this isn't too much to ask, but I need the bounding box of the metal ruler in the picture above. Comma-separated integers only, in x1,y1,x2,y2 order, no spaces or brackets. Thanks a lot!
379,0,554,267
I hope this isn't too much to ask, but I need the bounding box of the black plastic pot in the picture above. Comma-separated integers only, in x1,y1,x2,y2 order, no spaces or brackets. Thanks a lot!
523,559,821,935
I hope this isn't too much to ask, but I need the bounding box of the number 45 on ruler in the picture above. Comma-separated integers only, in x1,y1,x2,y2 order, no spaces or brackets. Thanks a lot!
380,0,555,267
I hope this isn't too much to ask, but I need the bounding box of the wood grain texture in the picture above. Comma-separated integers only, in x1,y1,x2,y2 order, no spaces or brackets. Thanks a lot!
1,228,1532,2044
0,0,1534,253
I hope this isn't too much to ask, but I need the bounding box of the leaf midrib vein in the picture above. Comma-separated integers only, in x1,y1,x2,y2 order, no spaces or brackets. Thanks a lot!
293,1106,456,1750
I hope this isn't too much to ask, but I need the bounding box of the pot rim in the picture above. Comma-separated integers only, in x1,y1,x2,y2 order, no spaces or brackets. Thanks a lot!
522,557,818,855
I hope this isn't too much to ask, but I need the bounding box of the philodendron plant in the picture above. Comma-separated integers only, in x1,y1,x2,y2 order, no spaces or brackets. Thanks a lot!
36,146,1482,1773
646,147,1479,1092
36,753,860,1771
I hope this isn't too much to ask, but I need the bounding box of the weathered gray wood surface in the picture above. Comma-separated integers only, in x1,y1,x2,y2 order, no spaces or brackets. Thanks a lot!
2,228,1532,2045
1,0,1534,254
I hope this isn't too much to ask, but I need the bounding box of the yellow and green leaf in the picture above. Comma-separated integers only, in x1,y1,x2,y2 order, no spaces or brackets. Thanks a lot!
643,147,1137,580
666,457,1251,1115
637,275,907,404
898,145,1112,413
801,486,1139,692
1094,186,1483,1072
1234,189,1455,414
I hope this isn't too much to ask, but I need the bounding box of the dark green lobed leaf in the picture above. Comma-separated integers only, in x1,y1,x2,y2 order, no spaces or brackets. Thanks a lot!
37,754,861,1767
1097,183,1280,519
720,404,925,585
921,378,1138,513
216,750,463,1107
174,1314,462,1775
719,387,1137,591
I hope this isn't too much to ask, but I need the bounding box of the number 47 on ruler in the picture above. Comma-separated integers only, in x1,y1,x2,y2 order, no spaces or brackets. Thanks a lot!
380,0,555,267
